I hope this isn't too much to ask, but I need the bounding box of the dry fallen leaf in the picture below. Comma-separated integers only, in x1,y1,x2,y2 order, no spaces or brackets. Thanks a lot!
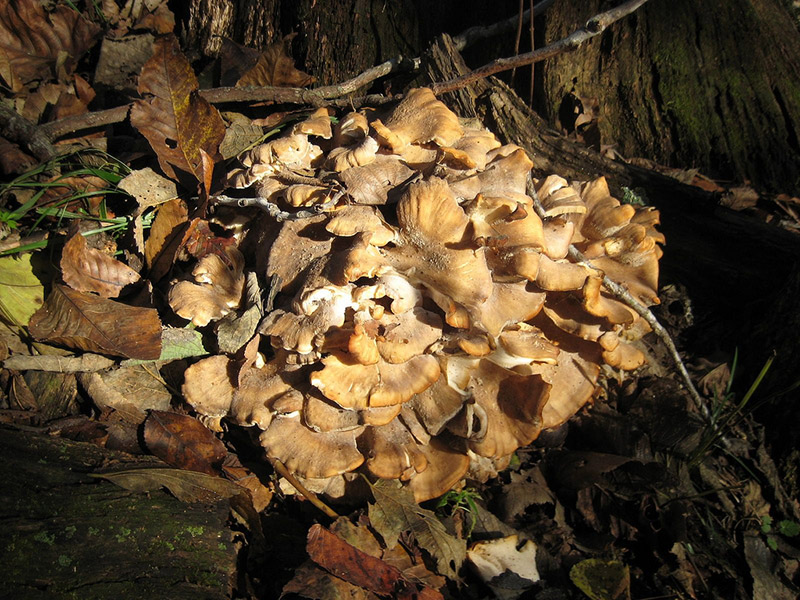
368,479,466,580
118,167,179,211
2,353,115,372
0,0,101,91
143,410,227,476
61,230,140,298
28,284,162,360
282,561,380,600
130,35,226,185
78,366,172,426
306,524,443,599
145,197,189,270
236,38,314,88
0,253,45,327
92,467,245,503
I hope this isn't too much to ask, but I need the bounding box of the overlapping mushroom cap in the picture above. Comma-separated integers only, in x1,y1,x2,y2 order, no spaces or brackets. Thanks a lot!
184,88,664,502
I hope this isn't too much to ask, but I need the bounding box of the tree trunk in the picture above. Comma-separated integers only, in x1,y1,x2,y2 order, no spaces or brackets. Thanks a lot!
0,426,238,599
536,0,800,193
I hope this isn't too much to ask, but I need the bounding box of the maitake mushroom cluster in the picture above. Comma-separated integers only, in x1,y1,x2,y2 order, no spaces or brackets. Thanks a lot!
183,88,664,502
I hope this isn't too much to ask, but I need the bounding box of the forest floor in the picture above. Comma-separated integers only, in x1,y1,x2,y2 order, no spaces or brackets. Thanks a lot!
1,2,799,599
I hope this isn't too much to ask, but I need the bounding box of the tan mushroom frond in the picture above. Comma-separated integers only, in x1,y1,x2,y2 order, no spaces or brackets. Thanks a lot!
182,355,236,418
371,88,463,151
326,136,379,171
359,417,427,480
259,413,364,479
292,107,333,139
169,247,245,326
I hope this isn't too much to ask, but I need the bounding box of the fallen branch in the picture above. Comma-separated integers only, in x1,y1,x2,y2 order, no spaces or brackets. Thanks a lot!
38,58,416,141
0,103,57,161
431,0,651,94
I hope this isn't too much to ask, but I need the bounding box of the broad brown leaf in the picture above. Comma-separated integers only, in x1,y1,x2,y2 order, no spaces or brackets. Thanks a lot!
143,410,227,476
368,480,466,580
0,0,101,90
28,284,162,359
236,40,314,88
145,197,189,270
282,561,379,600
61,230,140,298
130,35,225,185
92,467,245,503
307,525,444,600
306,524,403,596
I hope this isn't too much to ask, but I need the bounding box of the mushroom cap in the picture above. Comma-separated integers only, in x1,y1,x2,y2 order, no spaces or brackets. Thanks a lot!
407,436,471,502
292,107,333,139
325,205,396,246
359,417,428,480
468,360,551,459
310,351,440,410
387,178,494,312
182,355,236,418
168,247,245,326
326,136,379,172
259,409,365,479
304,392,361,433
371,88,463,151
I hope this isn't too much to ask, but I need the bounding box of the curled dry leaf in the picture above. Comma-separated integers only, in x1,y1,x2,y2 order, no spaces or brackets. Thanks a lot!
61,230,140,298
143,410,227,476
236,39,314,88
118,167,179,211
78,366,171,423
28,284,162,360
145,197,189,270
0,0,101,91
368,480,466,580
130,35,225,184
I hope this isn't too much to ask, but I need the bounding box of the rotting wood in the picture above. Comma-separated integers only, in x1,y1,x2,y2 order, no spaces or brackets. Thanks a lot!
0,426,238,599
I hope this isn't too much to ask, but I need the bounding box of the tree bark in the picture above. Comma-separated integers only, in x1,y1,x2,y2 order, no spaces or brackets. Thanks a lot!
536,0,800,193
0,426,238,599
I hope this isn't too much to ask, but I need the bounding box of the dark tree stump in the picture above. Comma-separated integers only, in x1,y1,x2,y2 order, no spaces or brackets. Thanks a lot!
0,426,238,600
537,0,800,193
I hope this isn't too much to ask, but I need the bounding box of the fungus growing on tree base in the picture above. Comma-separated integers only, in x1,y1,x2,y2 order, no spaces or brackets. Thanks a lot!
182,88,663,502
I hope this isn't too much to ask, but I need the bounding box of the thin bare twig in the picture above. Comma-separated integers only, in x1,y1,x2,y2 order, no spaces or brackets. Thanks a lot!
452,0,557,52
432,0,651,94
38,58,417,141
270,457,339,518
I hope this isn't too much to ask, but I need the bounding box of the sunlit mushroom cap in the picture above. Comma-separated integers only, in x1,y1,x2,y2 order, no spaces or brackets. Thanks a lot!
370,87,463,151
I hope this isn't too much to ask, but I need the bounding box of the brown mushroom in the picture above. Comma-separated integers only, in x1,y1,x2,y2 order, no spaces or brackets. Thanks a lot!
370,88,463,151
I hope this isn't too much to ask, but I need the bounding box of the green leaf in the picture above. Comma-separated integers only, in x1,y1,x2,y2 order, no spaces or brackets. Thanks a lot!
121,327,207,366
0,253,45,327
368,479,466,579
761,515,773,534
767,536,778,551
569,559,631,600
777,520,800,537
